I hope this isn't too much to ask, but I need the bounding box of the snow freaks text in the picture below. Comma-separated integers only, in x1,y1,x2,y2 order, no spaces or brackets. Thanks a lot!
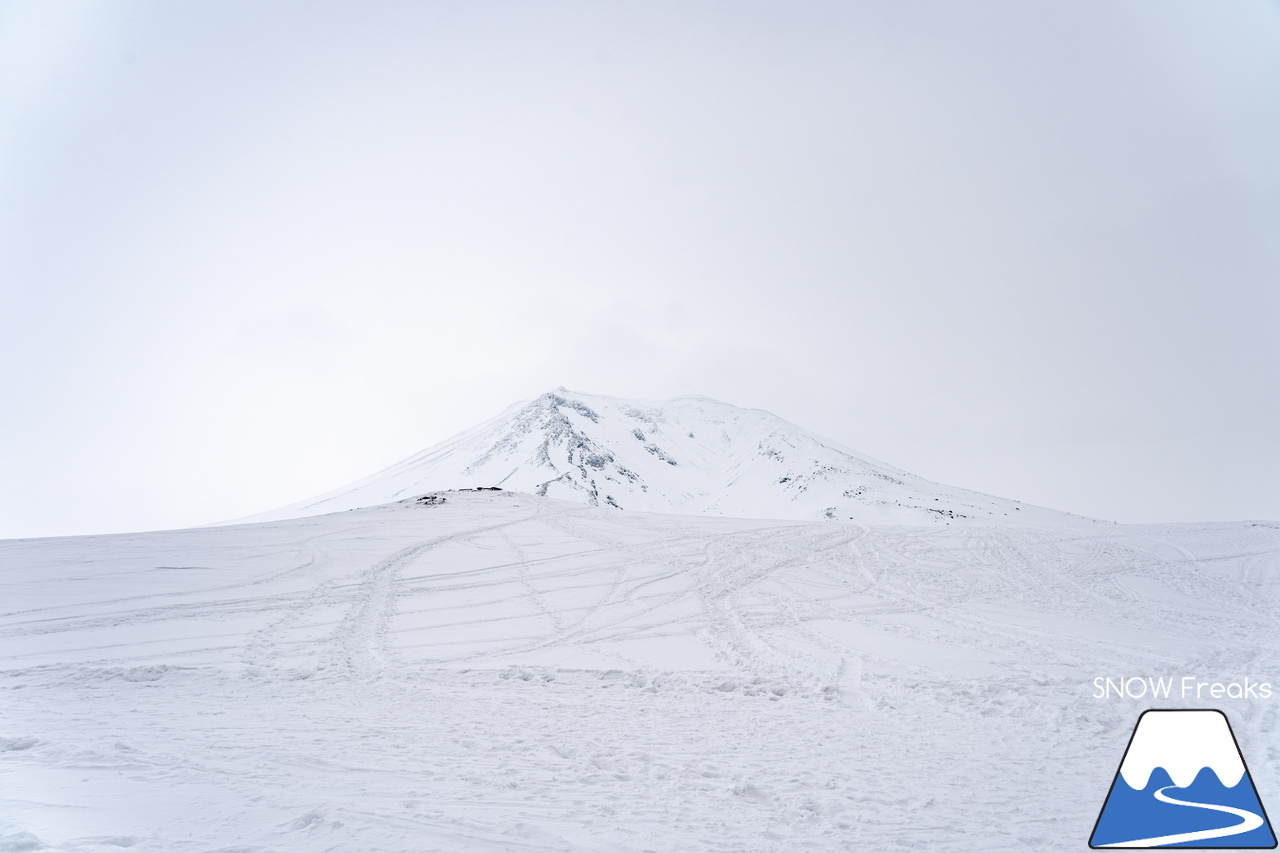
1092,676,1273,701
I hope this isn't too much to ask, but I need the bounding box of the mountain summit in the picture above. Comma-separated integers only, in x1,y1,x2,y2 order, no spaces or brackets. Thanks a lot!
248,388,1095,527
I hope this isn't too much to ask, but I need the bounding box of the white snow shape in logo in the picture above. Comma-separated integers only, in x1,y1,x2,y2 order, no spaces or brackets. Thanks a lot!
1119,710,1245,790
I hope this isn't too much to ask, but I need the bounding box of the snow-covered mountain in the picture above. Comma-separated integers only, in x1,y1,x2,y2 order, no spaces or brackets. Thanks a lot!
8,390,1279,852
247,388,1098,527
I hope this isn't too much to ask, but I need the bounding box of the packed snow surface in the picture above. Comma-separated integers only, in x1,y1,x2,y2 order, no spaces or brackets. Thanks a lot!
3,490,1279,851
242,389,1100,528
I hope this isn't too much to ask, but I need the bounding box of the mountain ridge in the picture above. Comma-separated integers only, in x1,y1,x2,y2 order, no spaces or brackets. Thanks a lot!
239,388,1101,528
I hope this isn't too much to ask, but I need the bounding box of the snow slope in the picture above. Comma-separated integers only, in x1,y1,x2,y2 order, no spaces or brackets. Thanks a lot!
242,389,1099,528
3,490,1279,851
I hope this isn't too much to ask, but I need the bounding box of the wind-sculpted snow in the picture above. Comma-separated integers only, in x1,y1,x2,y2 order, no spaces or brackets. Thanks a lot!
242,389,1102,527
3,492,1279,850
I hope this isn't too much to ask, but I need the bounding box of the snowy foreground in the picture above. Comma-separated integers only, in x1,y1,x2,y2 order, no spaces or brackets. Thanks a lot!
3,491,1280,851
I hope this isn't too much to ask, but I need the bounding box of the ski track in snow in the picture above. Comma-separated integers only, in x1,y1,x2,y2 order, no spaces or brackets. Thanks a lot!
2,493,1279,851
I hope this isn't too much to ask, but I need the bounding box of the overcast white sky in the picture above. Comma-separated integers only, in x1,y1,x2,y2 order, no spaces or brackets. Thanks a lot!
2,1,1278,538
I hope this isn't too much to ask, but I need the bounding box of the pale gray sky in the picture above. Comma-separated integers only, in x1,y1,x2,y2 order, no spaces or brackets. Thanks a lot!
2,1,1278,538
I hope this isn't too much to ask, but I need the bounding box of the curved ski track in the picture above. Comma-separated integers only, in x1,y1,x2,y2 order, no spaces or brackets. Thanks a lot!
4,495,1280,852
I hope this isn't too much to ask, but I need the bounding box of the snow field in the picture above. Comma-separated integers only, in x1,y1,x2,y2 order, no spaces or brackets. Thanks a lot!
2,491,1279,851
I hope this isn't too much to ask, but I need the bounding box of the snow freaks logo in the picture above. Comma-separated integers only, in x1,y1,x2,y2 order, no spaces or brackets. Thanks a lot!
1090,710,1277,848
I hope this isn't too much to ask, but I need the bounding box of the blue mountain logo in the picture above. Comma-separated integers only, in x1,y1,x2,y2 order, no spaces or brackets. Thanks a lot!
1091,709,1276,848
